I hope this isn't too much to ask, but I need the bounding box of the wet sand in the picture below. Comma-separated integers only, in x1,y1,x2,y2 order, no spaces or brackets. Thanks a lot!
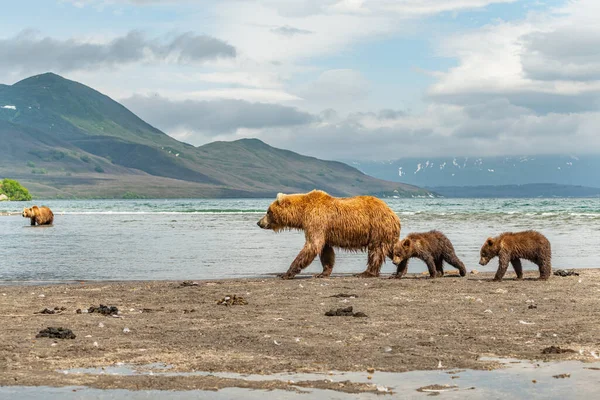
0,269,599,393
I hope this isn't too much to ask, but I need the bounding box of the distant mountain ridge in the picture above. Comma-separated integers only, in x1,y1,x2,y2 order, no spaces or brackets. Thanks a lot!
431,183,600,198
0,73,430,199
352,155,600,188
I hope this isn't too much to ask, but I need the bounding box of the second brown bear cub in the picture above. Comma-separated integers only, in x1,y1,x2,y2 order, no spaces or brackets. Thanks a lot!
479,230,551,281
391,230,466,278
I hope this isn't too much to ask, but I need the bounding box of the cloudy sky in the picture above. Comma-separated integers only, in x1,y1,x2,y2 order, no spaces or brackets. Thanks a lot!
2,0,598,161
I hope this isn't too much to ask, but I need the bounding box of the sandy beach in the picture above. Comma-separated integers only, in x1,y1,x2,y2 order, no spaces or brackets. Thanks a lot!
0,269,598,393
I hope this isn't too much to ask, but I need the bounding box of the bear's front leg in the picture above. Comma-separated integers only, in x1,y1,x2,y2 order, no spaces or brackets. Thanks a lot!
493,253,510,281
281,242,321,280
389,259,409,279
314,244,335,278
423,255,437,278
355,246,385,278
30,218,36,226
510,258,523,280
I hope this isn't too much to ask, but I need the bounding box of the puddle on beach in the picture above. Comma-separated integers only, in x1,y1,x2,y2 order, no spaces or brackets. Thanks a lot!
3,358,600,399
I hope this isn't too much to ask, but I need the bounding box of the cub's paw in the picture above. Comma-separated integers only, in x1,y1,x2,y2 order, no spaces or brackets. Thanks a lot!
354,272,378,278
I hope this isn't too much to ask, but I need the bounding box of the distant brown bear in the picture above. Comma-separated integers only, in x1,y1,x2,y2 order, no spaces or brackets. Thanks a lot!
479,230,551,281
257,190,401,279
391,230,466,279
22,206,54,226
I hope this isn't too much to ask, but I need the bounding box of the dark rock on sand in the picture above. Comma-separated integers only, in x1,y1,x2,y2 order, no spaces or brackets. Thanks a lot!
217,295,248,306
324,306,367,318
36,327,76,339
88,305,119,316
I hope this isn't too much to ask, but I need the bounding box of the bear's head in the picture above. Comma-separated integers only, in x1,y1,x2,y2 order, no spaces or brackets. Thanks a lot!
479,237,499,265
22,207,35,218
392,238,417,265
257,193,305,232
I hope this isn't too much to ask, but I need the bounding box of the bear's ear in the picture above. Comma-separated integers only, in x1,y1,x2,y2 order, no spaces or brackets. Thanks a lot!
276,193,286,204
403,238,411,247
486,238,494,246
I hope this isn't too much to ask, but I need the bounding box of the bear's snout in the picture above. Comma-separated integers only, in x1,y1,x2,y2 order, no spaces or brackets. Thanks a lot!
257,215,270,229
479,257,488,266
392,256,401,265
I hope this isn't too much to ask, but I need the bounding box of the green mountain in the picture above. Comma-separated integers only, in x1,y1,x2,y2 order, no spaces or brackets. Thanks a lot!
0,73,430,199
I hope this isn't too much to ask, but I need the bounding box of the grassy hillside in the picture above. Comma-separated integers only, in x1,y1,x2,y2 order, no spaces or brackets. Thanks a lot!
0,73,430,199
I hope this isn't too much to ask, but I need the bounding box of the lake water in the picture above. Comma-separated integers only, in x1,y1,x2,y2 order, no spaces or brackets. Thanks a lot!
1,198,599,283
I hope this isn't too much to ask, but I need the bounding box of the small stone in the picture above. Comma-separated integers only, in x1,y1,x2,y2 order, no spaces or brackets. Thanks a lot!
123,327,130,334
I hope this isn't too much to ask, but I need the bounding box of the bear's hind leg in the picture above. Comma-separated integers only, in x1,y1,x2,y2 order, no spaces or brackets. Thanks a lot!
315,244,335,278
356,246,385,278
281,242,322,280
537,256,551,280
445,252,467,276
510,258,523,280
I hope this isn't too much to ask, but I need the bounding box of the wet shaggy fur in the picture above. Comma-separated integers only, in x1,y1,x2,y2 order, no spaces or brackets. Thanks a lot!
391,230,467,279
479,230,551,281
257,190,401,279
22,206,54,226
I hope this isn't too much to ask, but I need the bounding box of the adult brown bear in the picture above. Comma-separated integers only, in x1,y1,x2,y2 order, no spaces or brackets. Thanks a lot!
479,230,551,281
22,206,54,226
257,190,401,279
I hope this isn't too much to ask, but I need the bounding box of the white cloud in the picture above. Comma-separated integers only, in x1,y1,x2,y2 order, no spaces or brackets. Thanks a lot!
429,0,600,112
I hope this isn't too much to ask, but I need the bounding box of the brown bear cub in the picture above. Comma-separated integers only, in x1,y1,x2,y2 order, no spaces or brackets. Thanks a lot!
257,190,401,279
479,230,551,281
391,230,466,279
22,206,54,226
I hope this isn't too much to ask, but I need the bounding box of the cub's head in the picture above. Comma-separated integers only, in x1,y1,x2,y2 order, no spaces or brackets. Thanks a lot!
479,237,499,265
22,207,35,218
392,238,416,265
257,193,297,232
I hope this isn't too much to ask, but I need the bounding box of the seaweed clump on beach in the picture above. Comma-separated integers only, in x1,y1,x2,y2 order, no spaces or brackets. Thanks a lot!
88,304,119,315
36,327,76,339
217,295,248,306
36,307,66,314
553,269,579,277
325,306,367,318
179,281,199,287
541,346,576,354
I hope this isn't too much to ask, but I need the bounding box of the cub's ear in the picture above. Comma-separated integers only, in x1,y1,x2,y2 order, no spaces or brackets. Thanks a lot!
486,238,494,246
403,238,411,247
276,193,286,204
